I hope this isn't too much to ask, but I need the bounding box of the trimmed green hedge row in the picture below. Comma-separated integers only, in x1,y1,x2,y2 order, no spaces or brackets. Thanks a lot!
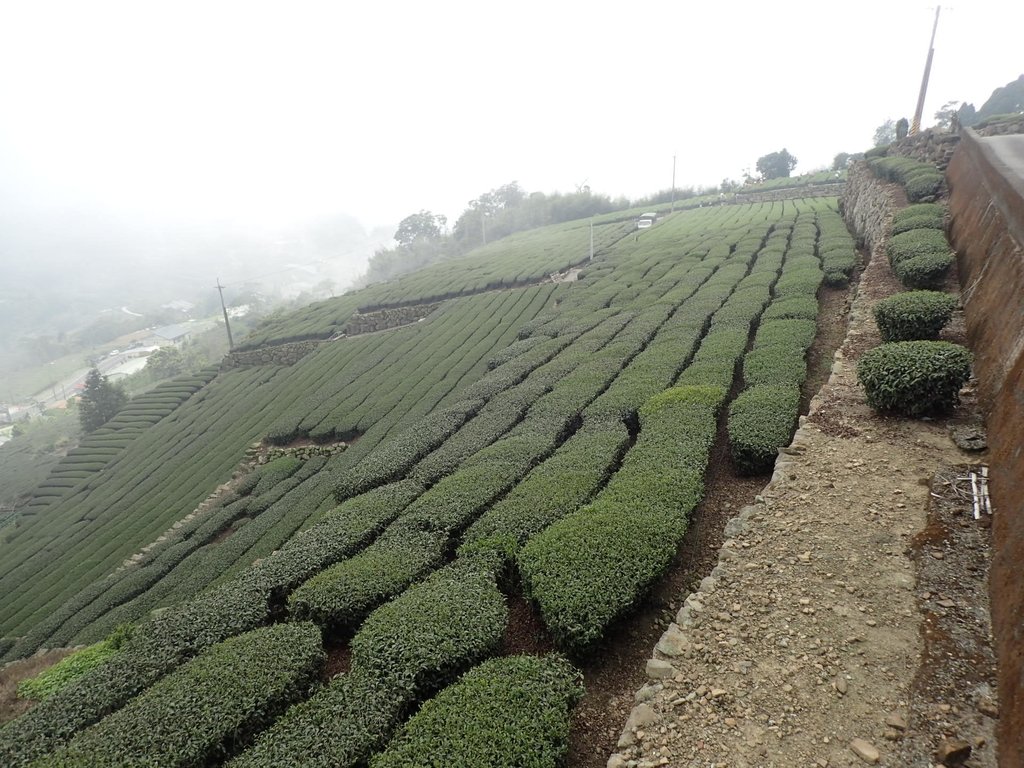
817,209,859,286
0,589,295,767
520,386,722,652
411,313,633,486
351,559,507,696
869,156,944,202
288,523,449,634
37,623,323,767
460,422,630,560
886,228,954,289
873,290,957,341
232,561,508,768
727,385,802,474
371,654,583,768
227,668,402,768
250,455,303,496
333,400,484,499
25,369,218,510
486,335,545,369
891,203,945,234
17,625,131,702
857,341,972,415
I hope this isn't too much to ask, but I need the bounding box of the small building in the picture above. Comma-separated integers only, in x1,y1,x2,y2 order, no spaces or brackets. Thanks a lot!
150,323,194,347
637,212,658,229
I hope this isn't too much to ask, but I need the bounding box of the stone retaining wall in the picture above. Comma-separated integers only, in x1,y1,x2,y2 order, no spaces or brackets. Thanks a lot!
341,302,442,336
242,441,347,465
886,128,961,171
838,162,900,251
222,339,325,369
881,118,1024,174
945,128,1024,767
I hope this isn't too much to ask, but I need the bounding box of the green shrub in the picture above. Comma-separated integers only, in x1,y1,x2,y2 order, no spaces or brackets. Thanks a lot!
460,423,630,558
250,456,303,496
0,579,278,766
886,228,950,265
904,171,943,202
519,387,718,651
893,252,954,289
762,296,819,321
351,559,507,695
334,400,484,499
370,655,583,768
288,524,448,633
873,291,957,341
17,625,132,701
40,623,323,767
821,250,858,283
232,562,507,768
727,385,801,474
227,669,403,768
754,318,817,351
857,341,972,415
742,346,807,388
891,203,945,234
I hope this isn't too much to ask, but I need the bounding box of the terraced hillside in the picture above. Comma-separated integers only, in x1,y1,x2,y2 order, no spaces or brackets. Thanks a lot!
0,197,858,766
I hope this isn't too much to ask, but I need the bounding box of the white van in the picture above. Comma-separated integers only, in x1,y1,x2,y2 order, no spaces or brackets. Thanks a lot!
637,212,657,229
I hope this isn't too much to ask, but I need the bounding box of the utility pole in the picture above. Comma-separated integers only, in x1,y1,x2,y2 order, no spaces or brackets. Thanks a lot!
910,6,942,136
216,278,234,350
670,154,677,213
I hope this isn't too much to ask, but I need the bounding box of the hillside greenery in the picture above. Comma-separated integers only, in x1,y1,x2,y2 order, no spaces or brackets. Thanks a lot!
0,194,850,765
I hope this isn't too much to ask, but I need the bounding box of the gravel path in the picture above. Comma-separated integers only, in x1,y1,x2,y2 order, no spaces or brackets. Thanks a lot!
608,216,997,768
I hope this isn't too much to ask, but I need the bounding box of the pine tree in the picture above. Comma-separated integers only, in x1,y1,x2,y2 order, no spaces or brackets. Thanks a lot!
79,368,127,433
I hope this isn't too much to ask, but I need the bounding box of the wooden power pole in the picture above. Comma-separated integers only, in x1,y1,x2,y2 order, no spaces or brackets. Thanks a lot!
910,6,942,135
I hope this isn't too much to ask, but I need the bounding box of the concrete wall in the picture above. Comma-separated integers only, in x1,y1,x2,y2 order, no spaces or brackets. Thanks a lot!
945,128,1024,768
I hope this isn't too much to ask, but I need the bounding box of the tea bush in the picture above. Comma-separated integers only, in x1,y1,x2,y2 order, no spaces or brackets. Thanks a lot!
519,387,720,651
857,341,972,416
873,290,957,341
38,623,323,767
887,228,954,288
16,625,132,702
371,655,582,768
727,385,801,474
891,203,945,234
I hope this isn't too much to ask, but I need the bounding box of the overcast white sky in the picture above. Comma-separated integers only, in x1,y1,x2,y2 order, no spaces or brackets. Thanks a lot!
1,0,1021,233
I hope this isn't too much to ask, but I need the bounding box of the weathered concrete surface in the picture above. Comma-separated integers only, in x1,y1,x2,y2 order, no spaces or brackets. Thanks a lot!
946,128,1024,768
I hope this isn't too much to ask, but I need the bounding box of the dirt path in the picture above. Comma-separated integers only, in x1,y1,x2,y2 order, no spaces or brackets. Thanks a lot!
606,220,997,767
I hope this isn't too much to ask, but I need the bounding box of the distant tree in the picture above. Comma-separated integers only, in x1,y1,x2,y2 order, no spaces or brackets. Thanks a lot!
78,369,127,433
720,178,739,193
957,103,978,127
145,346,185,380
873,119,896,147
394,210,447,247
933,100,963,131
832,152,852,170
755,149,798,180
895,117,909,140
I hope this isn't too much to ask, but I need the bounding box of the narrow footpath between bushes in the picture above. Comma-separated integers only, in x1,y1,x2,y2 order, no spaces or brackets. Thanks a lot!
605,207,997,767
